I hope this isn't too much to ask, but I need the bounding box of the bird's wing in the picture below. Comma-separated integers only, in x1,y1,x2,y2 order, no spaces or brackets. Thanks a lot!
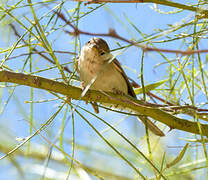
112,59,137,98
112,59,165,136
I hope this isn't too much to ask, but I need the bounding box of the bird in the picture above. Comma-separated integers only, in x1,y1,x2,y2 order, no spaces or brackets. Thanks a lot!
76,37,164,136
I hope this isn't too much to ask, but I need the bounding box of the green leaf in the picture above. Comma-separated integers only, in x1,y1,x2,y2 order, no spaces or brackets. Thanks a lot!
166,143,189,168
134,79,168,95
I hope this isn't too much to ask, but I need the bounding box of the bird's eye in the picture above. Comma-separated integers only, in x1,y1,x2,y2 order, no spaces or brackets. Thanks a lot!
87,41,90,44
100,52,105,55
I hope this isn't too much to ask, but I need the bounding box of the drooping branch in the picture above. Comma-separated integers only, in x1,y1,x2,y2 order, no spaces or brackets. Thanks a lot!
74,0,208,19
0,70,208,136
55,10,208,55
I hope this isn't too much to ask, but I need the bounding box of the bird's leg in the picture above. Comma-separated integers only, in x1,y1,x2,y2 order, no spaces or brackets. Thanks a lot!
82,81,99,113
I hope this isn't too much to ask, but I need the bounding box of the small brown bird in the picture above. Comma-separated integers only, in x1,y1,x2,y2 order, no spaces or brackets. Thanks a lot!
76,37,164,136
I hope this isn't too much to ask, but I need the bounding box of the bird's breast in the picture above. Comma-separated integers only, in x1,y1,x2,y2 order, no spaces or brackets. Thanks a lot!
78,57,128,94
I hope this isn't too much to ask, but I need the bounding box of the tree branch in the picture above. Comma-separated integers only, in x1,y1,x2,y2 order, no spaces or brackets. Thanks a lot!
0,69,208,136
0,143,132,180
75,0,208,19
55,11,208,55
